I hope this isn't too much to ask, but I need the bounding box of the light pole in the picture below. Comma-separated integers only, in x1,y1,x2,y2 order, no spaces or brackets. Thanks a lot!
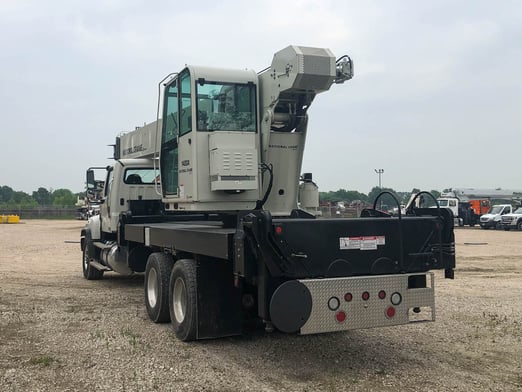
374,169,384,188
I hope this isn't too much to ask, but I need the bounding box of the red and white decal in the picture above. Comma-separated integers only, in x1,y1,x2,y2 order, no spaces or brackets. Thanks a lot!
339,235,385,250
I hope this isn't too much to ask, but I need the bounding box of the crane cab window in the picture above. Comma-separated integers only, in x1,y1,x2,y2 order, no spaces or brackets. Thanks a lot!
179,72,192,136
163,81,179,143
196,81,256,132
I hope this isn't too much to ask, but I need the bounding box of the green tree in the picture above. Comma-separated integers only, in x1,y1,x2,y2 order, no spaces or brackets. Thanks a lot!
368,186,400,209
10,191,37,207
320,189,368,204
0,185,14,204
32,187,52,205
51,189,76,207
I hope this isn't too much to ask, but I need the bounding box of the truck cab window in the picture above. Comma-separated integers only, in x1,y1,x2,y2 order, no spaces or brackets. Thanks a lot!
196,81,256,131
104,169,114,198
124,169,157,184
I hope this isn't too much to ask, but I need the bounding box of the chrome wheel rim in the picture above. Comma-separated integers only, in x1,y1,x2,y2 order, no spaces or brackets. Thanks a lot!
173,277,187,323
147,268,158,308
83,249,89,271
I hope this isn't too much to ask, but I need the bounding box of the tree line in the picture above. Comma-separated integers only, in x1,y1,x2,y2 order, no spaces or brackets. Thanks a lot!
1,183,442,209
320,186,441,206
0,185,84,208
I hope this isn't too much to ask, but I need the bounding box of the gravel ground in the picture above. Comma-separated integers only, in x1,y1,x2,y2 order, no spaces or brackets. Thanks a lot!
0,220,521,391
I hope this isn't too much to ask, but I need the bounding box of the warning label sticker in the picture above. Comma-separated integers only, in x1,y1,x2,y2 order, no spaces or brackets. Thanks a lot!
339,236,385,250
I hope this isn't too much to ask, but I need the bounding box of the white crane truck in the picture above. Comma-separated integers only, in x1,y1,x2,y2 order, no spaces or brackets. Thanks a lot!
81,46,456,341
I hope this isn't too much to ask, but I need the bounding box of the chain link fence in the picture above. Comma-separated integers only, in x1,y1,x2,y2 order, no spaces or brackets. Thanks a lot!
0,206,79,219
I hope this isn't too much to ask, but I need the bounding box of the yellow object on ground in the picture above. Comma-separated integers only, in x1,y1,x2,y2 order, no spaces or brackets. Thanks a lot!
1,215,20,224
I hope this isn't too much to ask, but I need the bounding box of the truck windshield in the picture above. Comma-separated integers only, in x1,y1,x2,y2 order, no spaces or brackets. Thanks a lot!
196,81,256,132
489,206,503,214
124,169,159,185
438,200,448,207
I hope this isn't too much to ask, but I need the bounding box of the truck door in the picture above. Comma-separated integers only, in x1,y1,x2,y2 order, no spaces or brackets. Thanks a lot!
100,167,114,233
160,76,182,196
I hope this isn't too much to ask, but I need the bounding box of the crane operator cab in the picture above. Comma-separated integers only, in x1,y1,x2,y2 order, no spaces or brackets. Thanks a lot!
158,46,353,216
160,66,260,212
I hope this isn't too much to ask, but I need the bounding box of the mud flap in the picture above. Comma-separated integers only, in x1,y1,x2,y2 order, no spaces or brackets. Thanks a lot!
196,257,242,339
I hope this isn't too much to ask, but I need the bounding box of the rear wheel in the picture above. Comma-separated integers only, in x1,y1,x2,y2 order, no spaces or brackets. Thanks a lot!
82,243,103,280
169,259,197,341
144,253,174,323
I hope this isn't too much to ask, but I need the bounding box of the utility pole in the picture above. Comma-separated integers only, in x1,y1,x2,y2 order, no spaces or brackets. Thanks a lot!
374,169,384,188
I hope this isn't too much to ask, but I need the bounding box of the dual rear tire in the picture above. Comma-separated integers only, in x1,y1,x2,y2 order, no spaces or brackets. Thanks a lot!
144,253,174,323
144,254,197,341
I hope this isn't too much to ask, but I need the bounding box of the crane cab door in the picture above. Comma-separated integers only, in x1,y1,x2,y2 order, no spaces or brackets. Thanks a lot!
160,71,192,198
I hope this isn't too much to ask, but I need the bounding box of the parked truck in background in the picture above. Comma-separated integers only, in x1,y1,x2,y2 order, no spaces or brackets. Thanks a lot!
81,46,456,341
436,196,488,227
479,204,513,229
501,207,522,231
438,188,522,227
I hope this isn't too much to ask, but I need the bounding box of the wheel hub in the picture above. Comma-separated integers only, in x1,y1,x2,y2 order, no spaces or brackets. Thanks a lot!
147,268,158,308
173,277,187,323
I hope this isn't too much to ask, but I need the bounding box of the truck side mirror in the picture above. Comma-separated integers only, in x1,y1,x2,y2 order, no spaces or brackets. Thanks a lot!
86,170,96,189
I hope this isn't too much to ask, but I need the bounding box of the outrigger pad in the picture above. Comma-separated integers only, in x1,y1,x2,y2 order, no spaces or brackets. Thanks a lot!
269,280,312,333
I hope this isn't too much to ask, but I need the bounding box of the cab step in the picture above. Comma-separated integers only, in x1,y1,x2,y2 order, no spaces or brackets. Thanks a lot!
90,261,112,271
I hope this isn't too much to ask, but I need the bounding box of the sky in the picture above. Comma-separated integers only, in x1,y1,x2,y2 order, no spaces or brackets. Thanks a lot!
1,0,521,195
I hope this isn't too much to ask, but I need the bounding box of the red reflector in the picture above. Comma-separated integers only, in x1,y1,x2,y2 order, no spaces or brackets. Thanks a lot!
362,291,370,301
275,226,283,235
378,290,386,299
336,311,346,323
344,292,353,302
386,306,396,318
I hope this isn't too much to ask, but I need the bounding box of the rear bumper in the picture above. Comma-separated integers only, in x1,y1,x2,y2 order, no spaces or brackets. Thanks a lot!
269,273,435,335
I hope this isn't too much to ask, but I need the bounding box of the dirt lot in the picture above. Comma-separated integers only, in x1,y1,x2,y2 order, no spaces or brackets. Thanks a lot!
0,220,521,391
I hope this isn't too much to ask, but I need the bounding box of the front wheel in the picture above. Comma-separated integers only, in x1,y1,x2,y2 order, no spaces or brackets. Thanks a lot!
169,259,197,342
82,243,103,280
517,221,522,231
495,221,502,230
144,253,174,323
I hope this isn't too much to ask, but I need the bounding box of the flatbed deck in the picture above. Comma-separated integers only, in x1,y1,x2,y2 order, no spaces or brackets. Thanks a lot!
125,221,234,260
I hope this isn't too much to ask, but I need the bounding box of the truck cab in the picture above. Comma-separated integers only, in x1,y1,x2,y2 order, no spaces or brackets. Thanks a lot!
501,207,522,231
479,204,512,229
100,159,161,233
436,197,461,226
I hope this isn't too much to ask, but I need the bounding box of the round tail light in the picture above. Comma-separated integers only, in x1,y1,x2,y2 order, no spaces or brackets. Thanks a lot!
336,311,346,323
386,306,396,318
